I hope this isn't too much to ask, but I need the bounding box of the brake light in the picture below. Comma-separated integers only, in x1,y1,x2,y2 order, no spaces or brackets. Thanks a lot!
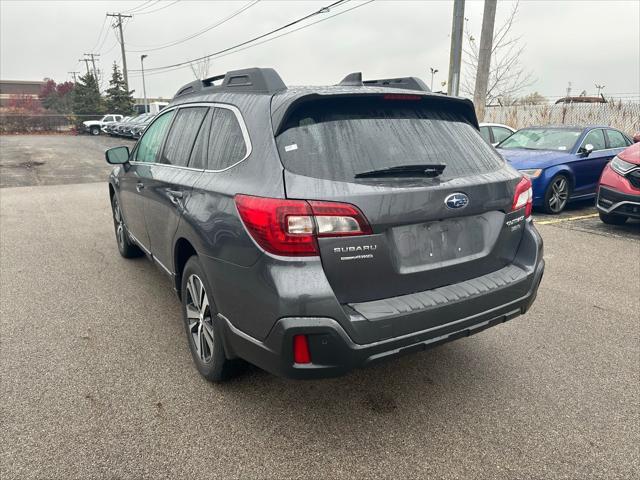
293,335,311,364
234,195,372,256
512,176,533,218
383,93,422,101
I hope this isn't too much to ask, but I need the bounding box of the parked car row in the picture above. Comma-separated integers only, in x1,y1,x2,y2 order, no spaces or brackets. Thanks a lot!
478,122,638,222
104,113,156,139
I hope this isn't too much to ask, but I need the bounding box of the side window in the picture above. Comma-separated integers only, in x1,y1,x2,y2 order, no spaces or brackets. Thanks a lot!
479,126,491,143
581,129,606,151
159,107,208,167
207,107,248,171
606,129,629,149
135,110,175,163
493,127,513,144
104,116,113,123
188,109,212,170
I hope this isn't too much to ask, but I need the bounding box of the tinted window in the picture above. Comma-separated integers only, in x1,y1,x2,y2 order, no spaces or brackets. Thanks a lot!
276,97,504,182
582,129,606,151
189,109,212,170
492,127,513,143
499,128,582,151
479,126,491,143
135,110,175,163
207,108,247,170
606,129,629,148
104,116,113,122
160,107,208,167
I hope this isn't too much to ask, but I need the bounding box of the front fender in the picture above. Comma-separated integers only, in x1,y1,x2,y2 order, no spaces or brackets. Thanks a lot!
531,165,574,204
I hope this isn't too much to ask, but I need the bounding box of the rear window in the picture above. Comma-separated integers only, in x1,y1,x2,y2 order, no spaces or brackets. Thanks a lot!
275,96,503,182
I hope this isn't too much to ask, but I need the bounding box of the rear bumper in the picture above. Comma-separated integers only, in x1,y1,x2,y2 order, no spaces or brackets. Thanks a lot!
596,186,640,218
218,238,545,379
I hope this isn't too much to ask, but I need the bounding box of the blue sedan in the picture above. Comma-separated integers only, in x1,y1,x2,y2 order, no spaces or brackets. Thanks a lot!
497,126,633,213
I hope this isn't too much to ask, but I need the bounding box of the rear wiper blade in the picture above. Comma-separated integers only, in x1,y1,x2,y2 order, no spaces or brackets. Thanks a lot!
354,164,446,179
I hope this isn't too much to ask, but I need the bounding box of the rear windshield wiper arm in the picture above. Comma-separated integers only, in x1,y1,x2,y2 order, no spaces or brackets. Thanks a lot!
354,164,446,179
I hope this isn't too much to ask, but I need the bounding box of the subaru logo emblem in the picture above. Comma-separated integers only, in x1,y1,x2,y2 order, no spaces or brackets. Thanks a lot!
445,193,469,209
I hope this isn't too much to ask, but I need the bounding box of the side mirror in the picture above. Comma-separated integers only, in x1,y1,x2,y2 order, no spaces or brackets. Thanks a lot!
105,146,130,165
581,143,594,156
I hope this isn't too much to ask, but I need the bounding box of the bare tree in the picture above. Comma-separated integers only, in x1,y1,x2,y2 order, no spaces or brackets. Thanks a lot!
462,1,534,106
189,57,211,80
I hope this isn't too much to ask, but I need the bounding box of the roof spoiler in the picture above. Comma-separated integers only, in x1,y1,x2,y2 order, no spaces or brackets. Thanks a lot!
338,72,430,92
173,67,287,99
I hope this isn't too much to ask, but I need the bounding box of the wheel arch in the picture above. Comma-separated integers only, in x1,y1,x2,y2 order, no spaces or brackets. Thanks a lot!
173,237,198,299
545,165,575,192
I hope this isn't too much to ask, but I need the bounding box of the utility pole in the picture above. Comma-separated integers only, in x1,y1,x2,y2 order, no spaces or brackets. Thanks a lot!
107,13,133,91
68,71,80,82
430,67,439,92
79,58,91,75
84,53,100,83
447,0,465,96
141,55,149,114
566,81,572,98
473,0,497,122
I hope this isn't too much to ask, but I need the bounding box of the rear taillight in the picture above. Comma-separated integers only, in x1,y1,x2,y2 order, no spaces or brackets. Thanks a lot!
512,176,533,218
234,195,372,256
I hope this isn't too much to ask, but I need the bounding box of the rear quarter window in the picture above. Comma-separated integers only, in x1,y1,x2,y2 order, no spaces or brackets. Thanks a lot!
206,107,247,171
276,96,504,182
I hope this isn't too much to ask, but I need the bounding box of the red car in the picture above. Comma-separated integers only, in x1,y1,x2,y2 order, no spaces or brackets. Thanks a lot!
596,142,640,224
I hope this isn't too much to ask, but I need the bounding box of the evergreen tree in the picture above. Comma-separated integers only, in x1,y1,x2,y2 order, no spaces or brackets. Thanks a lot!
105,63,135,115
72,72,105,118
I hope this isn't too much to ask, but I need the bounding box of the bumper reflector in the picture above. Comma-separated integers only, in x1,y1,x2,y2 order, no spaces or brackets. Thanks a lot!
293,335,311,364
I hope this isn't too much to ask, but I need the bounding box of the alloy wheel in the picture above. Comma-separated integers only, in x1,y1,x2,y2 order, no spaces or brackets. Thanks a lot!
548,177,569,213
185,274,214,363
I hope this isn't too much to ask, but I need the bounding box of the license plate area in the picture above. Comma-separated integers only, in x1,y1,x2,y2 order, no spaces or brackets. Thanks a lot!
389,211,503,272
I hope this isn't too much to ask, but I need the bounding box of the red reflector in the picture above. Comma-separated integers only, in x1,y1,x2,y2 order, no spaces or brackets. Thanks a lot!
293,335,311,364
383,93,422,101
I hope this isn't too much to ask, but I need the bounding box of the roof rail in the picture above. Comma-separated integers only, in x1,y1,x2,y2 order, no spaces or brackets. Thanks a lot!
336,73,430,92
173,67,287,99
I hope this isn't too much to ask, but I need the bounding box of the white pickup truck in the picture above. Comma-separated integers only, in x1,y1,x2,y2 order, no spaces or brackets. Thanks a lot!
83,114,123,136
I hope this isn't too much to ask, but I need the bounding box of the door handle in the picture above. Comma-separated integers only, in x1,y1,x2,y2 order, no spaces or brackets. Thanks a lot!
167,189,184,205
136,182,144,192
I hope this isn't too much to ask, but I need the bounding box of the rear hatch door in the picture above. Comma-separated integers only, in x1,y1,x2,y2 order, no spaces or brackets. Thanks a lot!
276,94,525,304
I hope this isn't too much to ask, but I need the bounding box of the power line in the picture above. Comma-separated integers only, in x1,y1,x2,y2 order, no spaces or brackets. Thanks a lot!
134,0,180,16
130,0,350,74
126,0,259,52
122,1,157,14
130,0,374,79
90,16,109,52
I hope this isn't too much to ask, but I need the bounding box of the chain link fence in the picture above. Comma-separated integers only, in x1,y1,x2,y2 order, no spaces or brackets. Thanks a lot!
483,101,640,135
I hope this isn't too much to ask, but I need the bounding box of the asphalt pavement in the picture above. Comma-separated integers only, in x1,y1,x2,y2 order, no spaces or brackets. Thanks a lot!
0,136,639,479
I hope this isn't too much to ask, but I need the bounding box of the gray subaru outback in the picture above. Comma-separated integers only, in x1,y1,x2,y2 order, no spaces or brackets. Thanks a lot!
105,67,544,382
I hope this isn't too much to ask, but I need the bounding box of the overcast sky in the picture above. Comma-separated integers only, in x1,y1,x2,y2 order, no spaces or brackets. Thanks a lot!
1,0,638,102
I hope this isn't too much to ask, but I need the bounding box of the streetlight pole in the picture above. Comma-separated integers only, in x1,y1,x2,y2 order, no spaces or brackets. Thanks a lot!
430,67,439,91
141,55,148,114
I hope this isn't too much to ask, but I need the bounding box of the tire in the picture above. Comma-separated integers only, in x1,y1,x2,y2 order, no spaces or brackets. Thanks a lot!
111,195,143,258
90,126,100,136
543,174,570,214
599,211,628,225
181,256,236,382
